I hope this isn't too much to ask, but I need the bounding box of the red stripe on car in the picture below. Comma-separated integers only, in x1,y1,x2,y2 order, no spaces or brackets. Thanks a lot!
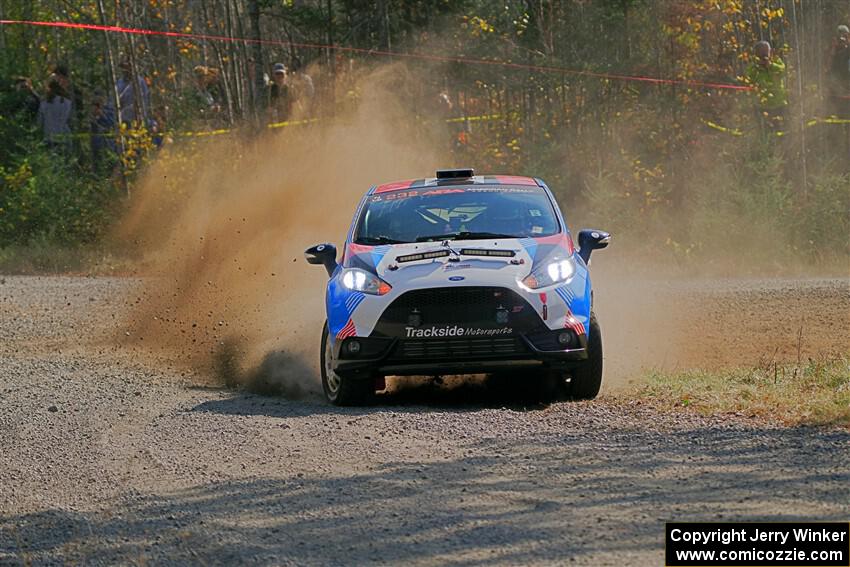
374,179,418,193
492,175,538,186
337,319,357,340
534,233,575,254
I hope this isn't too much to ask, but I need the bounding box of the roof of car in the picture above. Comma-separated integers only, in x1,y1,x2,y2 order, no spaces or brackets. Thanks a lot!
371,175,542,194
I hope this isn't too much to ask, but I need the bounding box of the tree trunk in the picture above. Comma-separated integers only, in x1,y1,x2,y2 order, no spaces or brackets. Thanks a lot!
122,2,144,128
0,0,6,53
96,0,128,196
234,0,252,123
224,0,244,121
248,0,264,129
326,0,335,117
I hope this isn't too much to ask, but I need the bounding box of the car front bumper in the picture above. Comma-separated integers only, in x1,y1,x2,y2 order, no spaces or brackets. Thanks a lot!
332,331,589,378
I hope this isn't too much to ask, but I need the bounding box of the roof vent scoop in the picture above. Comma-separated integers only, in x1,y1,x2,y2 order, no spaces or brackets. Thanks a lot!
436,168,474,180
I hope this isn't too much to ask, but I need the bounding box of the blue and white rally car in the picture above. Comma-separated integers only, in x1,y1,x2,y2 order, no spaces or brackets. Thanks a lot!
305,169,610,405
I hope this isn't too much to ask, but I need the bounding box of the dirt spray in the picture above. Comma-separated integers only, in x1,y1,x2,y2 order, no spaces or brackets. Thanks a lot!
117,66,447,396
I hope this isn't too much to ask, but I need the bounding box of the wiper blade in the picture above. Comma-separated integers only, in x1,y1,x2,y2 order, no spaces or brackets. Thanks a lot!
415,231,517,242
356,235,407,245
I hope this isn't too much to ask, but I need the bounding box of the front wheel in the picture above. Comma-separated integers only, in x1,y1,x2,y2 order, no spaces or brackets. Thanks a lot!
567,313,603,400
320,322,374,406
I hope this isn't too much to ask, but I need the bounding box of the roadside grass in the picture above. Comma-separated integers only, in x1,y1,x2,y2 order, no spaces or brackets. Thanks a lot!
629,356,850,427
0,241,131,275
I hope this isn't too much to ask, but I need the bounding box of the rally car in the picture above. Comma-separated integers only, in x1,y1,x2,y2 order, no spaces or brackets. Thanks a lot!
305,169,610,405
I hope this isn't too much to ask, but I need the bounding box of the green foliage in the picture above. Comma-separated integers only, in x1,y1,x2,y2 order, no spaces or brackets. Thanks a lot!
0,237,93,273
688,143,792,262
0,148,115,246
793,174,850,261
572,125,850,269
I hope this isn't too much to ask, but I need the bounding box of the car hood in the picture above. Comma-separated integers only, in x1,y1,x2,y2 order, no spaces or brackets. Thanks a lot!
347,238,537,290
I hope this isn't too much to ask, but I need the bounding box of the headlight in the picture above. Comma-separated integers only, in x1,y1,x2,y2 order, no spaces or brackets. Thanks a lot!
519,257,576,290
340,268,392,295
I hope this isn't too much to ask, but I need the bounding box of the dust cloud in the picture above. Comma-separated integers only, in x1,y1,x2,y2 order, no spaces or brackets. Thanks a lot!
117,65,446,395
112,63,822,399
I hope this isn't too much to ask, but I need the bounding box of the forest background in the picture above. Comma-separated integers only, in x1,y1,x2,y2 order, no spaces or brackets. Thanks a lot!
0,0,848,273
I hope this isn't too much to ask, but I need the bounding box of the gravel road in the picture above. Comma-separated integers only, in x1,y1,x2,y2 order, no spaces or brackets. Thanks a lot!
1,276,848,566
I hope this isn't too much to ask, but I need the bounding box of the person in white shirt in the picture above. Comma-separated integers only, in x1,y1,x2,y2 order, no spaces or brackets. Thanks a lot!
36,77,72,152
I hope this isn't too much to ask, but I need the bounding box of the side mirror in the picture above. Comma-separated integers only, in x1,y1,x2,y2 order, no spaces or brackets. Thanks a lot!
577,229,611,264
305,243,338,277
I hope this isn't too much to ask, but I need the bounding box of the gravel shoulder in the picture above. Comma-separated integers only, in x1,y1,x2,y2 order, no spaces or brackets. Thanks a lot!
1,276,848,566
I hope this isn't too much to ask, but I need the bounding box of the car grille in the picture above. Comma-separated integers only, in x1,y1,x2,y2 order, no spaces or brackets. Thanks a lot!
394,336,527,360
380,286,528,325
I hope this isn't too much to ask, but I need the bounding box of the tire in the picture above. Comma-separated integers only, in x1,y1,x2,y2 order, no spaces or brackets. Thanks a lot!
320,322,374,406
567,313,603,400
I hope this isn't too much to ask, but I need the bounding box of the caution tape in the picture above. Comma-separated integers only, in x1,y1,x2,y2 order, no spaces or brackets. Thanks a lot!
445,113,505,124
171,117,321,137
267,117,321,130
174,127,230,138
702,119,744,136
703,121,786,137
50,112,510,140
50,109,850,143
702,114,850,137
810,116,850,125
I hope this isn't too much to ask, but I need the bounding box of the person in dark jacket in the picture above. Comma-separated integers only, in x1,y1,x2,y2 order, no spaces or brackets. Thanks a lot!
268,62,291,122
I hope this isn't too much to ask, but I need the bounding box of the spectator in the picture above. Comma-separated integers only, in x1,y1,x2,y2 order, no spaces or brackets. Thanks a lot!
52,63,85,133
116,58,152,127
192,65,225,124
89,88,116,171
437,89,454,116
433,89,467,156
193,65,223,110
745,40,788,133
150,107,167,148
436,89,455,133
289,61,315,117
827,25,850,118
268,62,291,122
12,77,40,120
36,77,72,152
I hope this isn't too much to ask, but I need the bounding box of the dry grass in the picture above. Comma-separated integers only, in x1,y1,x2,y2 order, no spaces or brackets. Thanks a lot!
628,356,850,427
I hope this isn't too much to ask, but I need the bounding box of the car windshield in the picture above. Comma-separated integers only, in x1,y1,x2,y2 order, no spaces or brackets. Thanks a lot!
354,185,560,244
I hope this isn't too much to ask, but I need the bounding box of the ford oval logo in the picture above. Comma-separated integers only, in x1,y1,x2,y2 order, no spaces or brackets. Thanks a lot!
448,276,465,282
